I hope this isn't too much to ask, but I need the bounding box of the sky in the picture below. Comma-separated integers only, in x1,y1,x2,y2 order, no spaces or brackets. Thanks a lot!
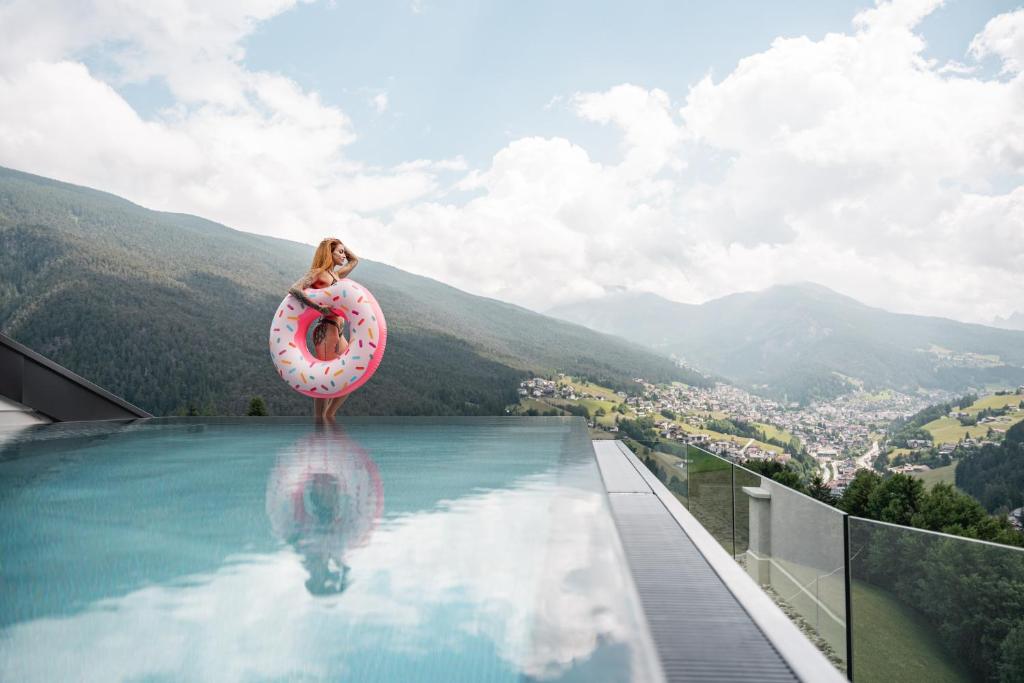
0,0,1022,324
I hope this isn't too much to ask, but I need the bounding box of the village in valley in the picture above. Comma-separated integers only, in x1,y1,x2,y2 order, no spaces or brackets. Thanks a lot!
512,373,1024,497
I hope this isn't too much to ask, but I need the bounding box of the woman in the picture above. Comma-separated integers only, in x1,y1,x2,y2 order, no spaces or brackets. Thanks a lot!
288,238,360,420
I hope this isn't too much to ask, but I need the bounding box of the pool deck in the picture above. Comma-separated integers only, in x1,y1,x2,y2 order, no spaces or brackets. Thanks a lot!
593,440,845,683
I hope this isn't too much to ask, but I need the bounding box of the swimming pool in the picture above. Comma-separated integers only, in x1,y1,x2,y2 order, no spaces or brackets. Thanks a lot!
0,417,663,682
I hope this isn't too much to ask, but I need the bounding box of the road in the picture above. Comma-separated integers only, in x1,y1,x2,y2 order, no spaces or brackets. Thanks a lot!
856,441,880,471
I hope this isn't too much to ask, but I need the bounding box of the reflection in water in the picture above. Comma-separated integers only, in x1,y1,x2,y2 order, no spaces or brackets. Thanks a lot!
0,422,663,682
265,426,383,595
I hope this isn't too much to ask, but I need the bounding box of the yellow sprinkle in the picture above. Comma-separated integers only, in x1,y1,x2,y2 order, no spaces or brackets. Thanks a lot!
333,369,344,376
368,328,374,340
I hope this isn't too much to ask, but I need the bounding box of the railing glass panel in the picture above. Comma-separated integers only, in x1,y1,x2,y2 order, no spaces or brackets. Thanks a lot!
632,439,1024,680
750,474,848,673
686,444,734,552
848,517,1024,682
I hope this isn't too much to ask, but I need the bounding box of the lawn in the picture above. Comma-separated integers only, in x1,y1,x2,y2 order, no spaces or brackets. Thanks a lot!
963,393,1024,414
676,415,784,454
910,462,958,490
558,375,622,402
851,581,971,683
546,397,626,426
512,398,567,415
888,447,912,463
923,414,1023,444
755,422,796,444
923,393,1024,444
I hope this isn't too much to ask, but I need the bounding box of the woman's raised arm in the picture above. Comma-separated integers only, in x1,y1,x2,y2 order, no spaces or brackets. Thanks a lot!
336,246,359,279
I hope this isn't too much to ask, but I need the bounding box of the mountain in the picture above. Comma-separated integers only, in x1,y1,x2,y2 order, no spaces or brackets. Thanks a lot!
548,283,1024,404
0,166,705,416
993,311,1024,332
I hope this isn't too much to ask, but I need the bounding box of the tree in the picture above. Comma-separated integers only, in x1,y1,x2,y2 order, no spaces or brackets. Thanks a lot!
839,470,882,517
867,473,924,526
661,408,676,420
742,460,807,494
246,396,268,416
1000,621,1024,682
807,474,837,505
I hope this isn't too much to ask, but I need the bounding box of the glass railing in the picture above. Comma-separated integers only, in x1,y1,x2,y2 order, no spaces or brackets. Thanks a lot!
633,439,1024,682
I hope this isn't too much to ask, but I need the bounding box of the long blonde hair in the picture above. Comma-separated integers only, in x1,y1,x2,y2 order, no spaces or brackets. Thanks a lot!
308,238,342,278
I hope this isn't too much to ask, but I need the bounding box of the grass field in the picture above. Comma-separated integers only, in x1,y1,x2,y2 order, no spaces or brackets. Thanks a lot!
558,376,623,402
676,416,784,454
513,398,567,415
546,397,627,426
887,447,912,463
923,393,1024,444
923,414,1023,444
852,581,971,683
910,462,958,490
755,422,796,444
962,393,1024,414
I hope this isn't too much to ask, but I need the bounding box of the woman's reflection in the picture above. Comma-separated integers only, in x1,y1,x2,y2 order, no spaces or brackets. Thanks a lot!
266,425,383,595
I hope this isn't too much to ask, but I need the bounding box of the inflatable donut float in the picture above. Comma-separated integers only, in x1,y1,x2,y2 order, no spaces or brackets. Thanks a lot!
266,429,384,594
269,278,387,398
265,429,384,552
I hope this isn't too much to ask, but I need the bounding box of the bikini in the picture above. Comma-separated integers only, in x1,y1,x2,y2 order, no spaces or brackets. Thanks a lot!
288,269,344,351
314,271,345,351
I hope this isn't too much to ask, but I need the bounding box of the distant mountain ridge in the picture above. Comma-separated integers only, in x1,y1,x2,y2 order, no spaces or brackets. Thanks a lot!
0,166,704,415
548,283,1024,404
994,311,1024,331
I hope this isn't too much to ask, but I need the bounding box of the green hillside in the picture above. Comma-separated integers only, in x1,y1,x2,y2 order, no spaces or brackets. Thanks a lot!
0,166,705,416
549,285,1024,404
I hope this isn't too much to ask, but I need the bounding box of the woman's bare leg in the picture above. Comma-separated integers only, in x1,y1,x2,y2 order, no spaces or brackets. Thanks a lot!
313,324,341,419
325,333,351,419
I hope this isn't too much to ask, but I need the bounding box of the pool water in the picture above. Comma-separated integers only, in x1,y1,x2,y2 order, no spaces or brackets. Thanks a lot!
0,417,662,682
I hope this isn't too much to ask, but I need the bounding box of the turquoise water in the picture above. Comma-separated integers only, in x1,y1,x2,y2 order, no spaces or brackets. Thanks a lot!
0,417,661,682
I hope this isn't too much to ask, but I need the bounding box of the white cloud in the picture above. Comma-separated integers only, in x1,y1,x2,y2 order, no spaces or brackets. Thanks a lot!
0,0,439,244
0,0,1020,323
970,8,1024,75
371,91,389,113
370,0,1024,322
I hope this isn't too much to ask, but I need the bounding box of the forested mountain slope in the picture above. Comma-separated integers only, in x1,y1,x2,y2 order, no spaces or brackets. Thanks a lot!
0,166,703,416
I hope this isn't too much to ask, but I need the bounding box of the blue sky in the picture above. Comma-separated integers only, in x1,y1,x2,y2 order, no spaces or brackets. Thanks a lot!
257,1,1015,167
116,0,1016,168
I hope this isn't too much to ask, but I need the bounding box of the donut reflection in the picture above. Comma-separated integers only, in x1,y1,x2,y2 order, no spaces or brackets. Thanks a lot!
266,426,384,595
